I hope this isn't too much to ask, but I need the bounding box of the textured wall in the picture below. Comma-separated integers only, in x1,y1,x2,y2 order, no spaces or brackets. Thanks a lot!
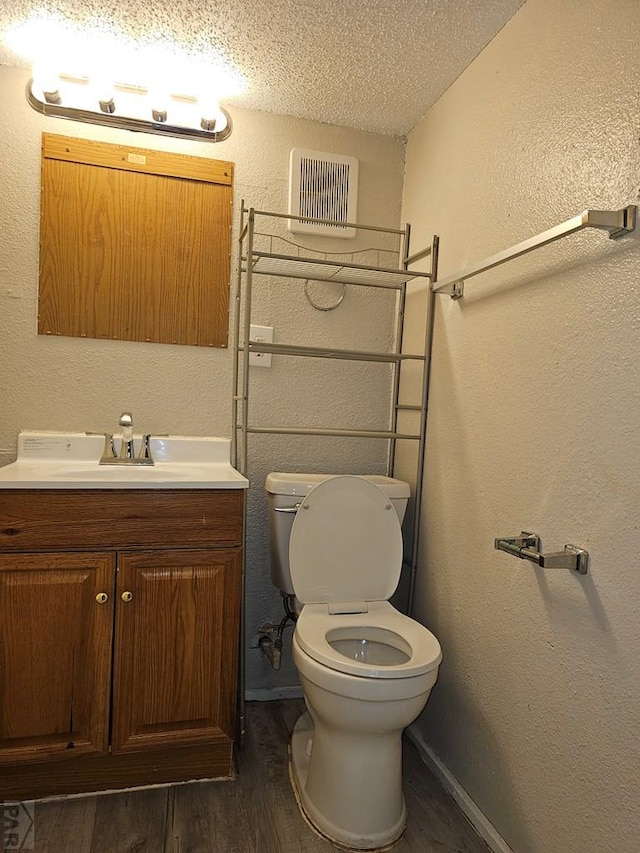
0,65,405,691
401,1,640,851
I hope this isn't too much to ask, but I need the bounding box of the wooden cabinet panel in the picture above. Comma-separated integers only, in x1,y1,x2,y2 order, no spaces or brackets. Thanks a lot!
0,552,115,764
41,134,234,184
38,134,234,348
112,549,242,753
0,489,244,796
0,489,243,552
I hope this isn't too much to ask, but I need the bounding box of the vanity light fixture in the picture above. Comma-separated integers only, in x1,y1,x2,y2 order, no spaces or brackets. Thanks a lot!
6,12,242,143
27,75,233,142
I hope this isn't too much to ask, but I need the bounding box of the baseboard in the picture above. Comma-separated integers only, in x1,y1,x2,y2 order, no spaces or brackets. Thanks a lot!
406,725,514,853
245,686,304,701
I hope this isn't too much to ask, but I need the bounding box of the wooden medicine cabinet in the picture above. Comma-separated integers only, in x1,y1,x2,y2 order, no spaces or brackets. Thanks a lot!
38,134,234,348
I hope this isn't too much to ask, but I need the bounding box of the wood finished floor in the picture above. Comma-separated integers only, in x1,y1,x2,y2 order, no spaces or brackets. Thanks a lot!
27,700,489,853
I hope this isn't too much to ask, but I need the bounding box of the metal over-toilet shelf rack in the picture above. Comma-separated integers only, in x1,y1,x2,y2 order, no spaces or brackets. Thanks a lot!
232,201,438,583
232,200,637,593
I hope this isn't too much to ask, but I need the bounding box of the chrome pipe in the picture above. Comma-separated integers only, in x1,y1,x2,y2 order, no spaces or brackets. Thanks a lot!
242,341,424,364
248,208,406,234
247,426,421,440
407,233,439,616
389,222,411,476
245,250,427,287
432,205,637,297
240,210,255,476
231,201,245,469
406,245,433,265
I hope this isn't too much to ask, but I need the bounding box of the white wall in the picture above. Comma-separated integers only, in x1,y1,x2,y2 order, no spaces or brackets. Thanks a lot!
401,1,640,851
0,65,405,692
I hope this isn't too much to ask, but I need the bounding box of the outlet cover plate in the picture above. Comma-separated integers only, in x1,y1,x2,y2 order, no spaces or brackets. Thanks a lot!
249,324,274,367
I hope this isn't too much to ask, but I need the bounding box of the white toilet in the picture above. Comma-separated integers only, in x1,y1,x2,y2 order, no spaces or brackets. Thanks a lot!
265,472,442,850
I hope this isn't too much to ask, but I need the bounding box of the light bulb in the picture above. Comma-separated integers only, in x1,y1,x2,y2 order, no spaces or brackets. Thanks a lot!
93,76,115,113
199,98,227,134
32,64,61,104
149,88,169,123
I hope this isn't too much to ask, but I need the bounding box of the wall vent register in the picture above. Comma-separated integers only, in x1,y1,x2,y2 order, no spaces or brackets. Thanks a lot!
288,149,359,238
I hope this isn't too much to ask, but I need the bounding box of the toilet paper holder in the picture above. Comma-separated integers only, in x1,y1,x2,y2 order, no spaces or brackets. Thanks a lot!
494,532,589,575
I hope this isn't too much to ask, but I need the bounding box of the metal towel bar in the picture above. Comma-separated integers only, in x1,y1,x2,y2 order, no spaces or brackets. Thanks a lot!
433,205,637,298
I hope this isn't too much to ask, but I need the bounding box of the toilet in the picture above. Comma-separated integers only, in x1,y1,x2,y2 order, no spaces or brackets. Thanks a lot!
265,472,442,850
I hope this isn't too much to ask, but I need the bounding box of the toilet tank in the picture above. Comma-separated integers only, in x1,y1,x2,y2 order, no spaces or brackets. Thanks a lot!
265,472,410,596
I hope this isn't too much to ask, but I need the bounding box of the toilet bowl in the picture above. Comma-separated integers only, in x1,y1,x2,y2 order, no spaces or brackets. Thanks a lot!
266,473,442,850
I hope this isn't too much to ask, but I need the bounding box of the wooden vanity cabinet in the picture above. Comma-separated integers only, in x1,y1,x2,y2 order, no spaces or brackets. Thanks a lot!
0,551,115,764
112,547,241,753
0,489,244,801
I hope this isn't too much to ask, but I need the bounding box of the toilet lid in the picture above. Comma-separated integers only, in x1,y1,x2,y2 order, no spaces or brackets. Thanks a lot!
289,476,403,605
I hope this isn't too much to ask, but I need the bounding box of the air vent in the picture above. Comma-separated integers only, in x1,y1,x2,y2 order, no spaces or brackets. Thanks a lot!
288,149,358,238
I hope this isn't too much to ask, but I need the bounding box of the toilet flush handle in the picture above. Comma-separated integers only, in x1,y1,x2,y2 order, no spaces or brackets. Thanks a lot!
274,504,301,513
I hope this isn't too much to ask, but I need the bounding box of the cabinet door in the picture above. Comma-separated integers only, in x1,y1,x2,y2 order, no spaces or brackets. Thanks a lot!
0,552,115,763
112,548,242,753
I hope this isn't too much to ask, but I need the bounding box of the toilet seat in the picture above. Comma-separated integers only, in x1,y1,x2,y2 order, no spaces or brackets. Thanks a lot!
289,476,403,606
295,601,442,679
289,476,442,680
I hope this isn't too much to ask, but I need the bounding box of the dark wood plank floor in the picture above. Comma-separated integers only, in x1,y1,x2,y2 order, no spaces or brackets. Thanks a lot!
27,700,489,853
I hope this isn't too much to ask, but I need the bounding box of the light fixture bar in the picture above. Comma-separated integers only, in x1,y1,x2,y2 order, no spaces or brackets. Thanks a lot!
26,79,232,143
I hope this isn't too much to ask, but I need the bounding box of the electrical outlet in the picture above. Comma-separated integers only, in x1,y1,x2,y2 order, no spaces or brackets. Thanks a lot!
249,324,274,367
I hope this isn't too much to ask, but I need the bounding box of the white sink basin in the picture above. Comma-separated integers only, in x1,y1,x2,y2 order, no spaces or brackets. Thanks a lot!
0,432,248,490
48,465,190,481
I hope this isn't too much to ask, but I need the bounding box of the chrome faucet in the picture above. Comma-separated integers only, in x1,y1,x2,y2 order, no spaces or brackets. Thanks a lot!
119,412,134,459
99,412,155,466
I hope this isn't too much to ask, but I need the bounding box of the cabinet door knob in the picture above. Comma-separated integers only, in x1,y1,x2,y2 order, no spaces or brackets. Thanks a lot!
121,591,133,602
96,592,109,604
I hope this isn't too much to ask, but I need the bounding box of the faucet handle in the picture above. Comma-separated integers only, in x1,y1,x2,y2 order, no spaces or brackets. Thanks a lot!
138,434,151,458
136,434,155,465
100,433,117,463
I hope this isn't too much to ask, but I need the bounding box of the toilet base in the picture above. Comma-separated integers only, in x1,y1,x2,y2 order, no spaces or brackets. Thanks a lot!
289,711,406,851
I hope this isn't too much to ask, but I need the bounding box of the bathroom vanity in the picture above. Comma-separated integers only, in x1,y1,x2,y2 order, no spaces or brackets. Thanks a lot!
0,432,247,801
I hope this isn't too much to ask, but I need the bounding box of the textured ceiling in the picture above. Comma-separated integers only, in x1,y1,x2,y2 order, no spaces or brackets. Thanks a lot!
0,0,525,135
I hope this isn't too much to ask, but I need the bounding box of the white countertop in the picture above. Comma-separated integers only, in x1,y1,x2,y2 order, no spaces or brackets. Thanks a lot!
0,432,249,490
